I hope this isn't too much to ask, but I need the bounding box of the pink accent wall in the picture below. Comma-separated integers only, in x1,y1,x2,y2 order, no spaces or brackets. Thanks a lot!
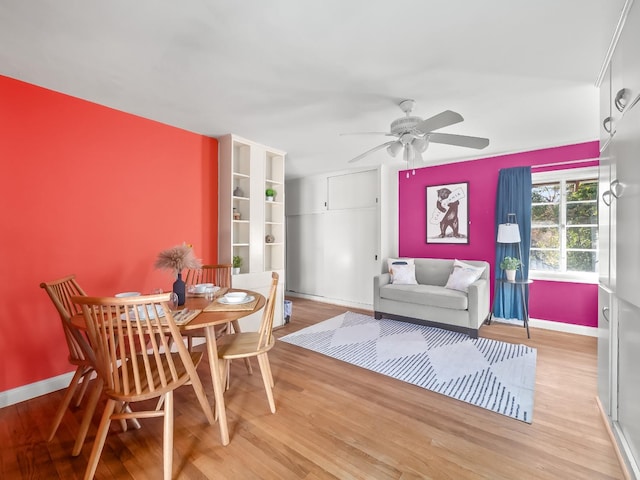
398,142,600,327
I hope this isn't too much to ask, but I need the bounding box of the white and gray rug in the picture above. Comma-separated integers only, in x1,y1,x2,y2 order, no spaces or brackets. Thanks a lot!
280,311,536,423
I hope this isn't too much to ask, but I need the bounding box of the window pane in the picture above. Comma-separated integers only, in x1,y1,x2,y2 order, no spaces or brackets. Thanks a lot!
530,250,559,271
567,251,597,272
567,202,597,225
566,179,598,201
532,182,560,204
532,204,559,225
566,226,598,249
531,227,559,249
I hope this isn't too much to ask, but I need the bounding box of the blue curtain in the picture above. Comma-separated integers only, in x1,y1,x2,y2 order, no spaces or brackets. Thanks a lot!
494,167,532,320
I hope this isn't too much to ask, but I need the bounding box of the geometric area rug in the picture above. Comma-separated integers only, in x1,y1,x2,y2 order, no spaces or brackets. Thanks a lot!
279,311,537,423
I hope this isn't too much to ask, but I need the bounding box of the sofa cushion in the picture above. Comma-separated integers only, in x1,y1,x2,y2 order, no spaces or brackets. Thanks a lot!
387,257,414,282
390,263,418,285
379,284,469,310
444,259,486,292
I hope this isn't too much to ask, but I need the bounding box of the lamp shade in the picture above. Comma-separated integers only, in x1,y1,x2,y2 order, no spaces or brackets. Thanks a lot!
387,141,403,157
497,223,521,243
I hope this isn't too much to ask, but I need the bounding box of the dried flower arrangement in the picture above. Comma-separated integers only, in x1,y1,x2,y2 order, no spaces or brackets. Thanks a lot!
155,243,202,275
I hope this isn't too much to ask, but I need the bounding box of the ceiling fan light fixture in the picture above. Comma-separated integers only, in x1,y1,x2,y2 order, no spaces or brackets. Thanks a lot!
387,141,403,157
412,137,428,153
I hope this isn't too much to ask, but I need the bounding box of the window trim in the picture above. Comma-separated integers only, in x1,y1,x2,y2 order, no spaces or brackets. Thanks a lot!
530,166,598,284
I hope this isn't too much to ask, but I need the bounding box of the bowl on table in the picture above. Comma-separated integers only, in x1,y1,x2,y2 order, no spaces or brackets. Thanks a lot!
223,291,248,303
194,283,215,294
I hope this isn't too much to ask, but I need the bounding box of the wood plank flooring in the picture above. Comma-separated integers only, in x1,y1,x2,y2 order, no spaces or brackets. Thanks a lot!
0,298,624,479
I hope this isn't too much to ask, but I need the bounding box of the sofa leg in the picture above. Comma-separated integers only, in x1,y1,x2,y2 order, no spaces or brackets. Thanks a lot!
374,311,382,320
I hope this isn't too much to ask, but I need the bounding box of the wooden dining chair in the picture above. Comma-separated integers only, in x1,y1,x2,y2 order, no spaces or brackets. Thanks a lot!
72,293,215,480
183,264,233,351
217,272,279,413
184,263,232,288
40,275,99,455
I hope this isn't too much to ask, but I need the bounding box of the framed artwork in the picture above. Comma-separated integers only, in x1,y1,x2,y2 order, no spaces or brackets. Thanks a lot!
425,182,469,244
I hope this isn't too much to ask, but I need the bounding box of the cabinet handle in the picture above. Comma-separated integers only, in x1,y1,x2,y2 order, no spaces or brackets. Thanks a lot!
614,88,629,112
610,179,624,198
602,306,610,322
603,116,613,134
602,190,612,206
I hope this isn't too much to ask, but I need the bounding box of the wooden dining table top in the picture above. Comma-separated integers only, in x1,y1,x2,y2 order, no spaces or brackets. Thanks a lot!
69,288,266,332
180,288,266,330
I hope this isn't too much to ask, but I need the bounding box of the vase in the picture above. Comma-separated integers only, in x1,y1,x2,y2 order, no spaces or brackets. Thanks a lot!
505,269,516,282
173,271,186,306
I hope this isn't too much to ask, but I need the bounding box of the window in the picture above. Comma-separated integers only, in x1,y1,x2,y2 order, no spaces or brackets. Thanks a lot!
530,167,598,282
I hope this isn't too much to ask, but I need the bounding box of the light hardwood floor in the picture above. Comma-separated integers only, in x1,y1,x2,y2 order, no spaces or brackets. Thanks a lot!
0,298,624,479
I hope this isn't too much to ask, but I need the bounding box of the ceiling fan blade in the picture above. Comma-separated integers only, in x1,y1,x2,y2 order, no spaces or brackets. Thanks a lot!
428,132,490,149
415,110,464,134
340,132,394,136
348,140,396,163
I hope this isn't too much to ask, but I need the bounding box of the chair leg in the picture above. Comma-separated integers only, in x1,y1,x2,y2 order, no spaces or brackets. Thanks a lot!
72,377,103,456
264,354,274,388
74,367,94,407
230,320,252,375
47,366,84,442
257,354,276,414
83,398,116,480
163,391,174,480
156,394,165,411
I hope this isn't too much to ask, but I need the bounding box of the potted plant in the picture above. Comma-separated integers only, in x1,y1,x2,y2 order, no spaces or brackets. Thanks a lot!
499,256,521,281
265,188,276,201
232,255,243,275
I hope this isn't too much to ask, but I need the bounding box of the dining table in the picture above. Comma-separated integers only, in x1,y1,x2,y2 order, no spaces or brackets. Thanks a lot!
181,288,265,445
70,288,266,447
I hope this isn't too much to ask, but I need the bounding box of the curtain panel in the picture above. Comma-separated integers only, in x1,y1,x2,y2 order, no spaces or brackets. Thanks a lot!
494,166,532,320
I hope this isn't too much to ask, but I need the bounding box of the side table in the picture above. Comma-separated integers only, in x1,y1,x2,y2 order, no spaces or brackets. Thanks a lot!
490,278,533,338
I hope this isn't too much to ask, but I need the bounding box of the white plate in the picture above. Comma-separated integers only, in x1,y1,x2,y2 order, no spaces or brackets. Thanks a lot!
115,291,141,298
121,305,166,320
217,295,255,305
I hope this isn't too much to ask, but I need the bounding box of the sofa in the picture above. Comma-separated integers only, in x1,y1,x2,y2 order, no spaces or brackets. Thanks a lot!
373,258,490,338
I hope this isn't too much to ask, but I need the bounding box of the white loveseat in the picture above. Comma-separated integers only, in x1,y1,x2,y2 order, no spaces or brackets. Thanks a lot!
373,258,490,338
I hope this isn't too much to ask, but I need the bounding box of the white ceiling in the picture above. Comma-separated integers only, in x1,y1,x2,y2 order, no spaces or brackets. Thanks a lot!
0,1,623,179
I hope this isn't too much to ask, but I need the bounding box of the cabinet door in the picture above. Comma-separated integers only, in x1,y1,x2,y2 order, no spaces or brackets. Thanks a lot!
600,61,612,149
597,285,613,416
323,207,378,304
598,146,612,288
285,213,325,296
612,102,640,308
616,298,640,472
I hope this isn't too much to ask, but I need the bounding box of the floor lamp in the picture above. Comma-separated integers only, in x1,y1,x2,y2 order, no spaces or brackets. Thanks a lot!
496,213,524,281
495,212,531,338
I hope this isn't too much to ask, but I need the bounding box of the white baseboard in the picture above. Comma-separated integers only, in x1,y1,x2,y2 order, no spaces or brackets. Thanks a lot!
492,316,598,337
285,291,372,311
0,338,208,409
286,292,598,337
0,371,74,409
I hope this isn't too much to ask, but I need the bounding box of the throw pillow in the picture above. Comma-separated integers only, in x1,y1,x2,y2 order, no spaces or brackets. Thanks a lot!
444,259,486,292
387,258,414,282
390,263,418,285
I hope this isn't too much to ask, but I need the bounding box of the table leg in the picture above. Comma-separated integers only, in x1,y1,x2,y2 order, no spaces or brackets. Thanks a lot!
204,325,229,446
520,283,531,339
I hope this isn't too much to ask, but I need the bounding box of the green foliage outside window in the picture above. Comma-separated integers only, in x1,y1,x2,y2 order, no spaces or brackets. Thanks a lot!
530,177,598,274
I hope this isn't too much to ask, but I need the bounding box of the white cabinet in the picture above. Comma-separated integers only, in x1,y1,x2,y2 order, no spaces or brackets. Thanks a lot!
218,134,286,330
286,169,382,306
598,3,640,477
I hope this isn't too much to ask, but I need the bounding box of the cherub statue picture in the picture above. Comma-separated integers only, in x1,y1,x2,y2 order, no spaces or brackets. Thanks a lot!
425,182,469,244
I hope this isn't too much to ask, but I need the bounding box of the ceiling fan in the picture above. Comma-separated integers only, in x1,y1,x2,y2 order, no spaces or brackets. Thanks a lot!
344,99,490,173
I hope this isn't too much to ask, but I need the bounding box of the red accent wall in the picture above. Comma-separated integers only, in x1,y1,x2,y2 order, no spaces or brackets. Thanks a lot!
398,142,600,327
0,75,219,392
